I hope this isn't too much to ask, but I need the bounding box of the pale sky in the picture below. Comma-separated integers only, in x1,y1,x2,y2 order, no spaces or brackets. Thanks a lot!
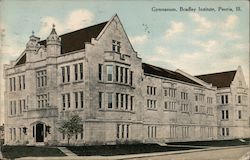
0,0,249,124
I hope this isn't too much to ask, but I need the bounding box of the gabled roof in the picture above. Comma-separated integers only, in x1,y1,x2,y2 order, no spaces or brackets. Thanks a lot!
38,21,108,54
16,21,108,66
142,63,201,86
195,71,236,88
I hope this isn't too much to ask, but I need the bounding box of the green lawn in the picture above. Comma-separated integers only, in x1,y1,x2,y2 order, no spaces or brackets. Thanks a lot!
66,144,202,156
167,138,250,147
2,146,66,159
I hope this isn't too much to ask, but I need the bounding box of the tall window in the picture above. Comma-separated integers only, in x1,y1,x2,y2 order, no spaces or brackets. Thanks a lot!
19,76,22,90
62,67,65,83
66,66,70,82
107,65,113,82
130,96,133,111
130,71,133,86
238,110,242,119
116,124,130,139
80,91,84,108
125,68,128,83
112,40,121,53
99,92,103,109
37,94,48,108
73,63,83,81
22,75,25,89
222,110,229,120
67,93,70,108
9,77,16,91
74,64,78,81
62,94,66,110
116,66,119,82
108,93,113,108
238,95,241,104
79,63,83,80
221,95,228,104
116,93,119,109
74,92,78,108
120,67,123,83
98,64,103,81
36,70,47,87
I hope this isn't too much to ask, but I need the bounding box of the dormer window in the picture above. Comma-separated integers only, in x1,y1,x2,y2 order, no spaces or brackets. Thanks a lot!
112,40,121,53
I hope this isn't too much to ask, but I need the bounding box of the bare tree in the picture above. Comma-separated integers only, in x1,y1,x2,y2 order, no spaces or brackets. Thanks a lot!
58,115,82,145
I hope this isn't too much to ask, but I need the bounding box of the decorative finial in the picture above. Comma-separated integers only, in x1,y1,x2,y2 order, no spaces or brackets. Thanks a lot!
32,30,34,36
52,24,55,28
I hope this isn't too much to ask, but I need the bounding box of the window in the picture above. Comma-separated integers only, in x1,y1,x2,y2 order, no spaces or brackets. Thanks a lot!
148,126,157,138
181,126,189,138
117,124,130,139
19,100,22,114
23,99,26,110
10,77,16,91
165,101,176,111
107,65,113,82
116,93,119,109
222,110,229,120
170,125,177,138
62,94,66,110
147,99,157,109
130,96,133,111
130,71,133,86
120,67,123,83
79,63,83,80
147,86,156,95
108,93,113,108
99,92,103,109
98,64,103,81
125,94,128,110
62,67,65,83
37,94,48,108
195,105,199,112
22,76,25,89
66,66,70,82
74,64,78,81
80,91,84,108
238,110,242,119
19,76,21,90
222,128,229,136
207,97,213,104
116,66,119,82
238,95,241,104
181,92,188,100
80,125,84,139
125,68,128,83
67,93,70,108
112,40,121,53
74,92,78,108
120,94,124,108
36,70,47,87
13,77,16,91
9,78,12,91
181,104,189,112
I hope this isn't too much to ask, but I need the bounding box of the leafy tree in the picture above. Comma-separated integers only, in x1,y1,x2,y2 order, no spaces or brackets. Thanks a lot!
58,115,82,145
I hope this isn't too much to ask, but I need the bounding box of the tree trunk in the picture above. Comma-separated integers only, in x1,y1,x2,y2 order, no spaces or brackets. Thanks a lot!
67,137,70,145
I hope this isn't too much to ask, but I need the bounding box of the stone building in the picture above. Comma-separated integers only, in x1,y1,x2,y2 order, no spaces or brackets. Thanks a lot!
3,14,249,145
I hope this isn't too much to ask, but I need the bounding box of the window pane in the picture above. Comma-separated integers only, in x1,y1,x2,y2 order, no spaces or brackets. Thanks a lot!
107,66,113,81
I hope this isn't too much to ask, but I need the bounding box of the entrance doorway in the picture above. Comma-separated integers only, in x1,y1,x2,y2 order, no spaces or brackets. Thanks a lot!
36,123,44,142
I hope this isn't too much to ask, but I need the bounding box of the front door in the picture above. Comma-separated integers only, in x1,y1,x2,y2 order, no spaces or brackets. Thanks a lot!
36,123,44,142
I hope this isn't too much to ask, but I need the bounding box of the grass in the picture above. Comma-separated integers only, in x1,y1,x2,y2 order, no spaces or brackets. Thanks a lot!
167,138,250,147
66,144,202,156
2,146,66,159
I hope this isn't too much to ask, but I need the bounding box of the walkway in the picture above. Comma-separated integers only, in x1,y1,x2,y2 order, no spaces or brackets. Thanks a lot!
57,147,77,156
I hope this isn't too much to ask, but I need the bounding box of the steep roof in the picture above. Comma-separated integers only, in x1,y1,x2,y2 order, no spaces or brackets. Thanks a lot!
195,71,236,88
15,21,108,66
142,63,201,86
38,21,108,54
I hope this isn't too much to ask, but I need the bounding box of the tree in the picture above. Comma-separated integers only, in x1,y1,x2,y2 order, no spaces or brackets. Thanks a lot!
58,115,83,145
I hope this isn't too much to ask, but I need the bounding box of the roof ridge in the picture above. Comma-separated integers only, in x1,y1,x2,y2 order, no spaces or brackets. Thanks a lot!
196,70,237,77
58,21,108,37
